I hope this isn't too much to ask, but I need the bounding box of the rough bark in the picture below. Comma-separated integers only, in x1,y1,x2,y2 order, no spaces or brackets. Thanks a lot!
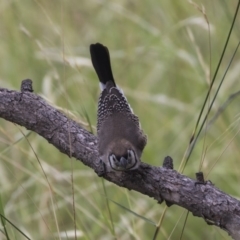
0,86,240,239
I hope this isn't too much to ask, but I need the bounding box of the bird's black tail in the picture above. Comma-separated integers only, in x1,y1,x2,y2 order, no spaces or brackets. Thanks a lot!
90,43,116,87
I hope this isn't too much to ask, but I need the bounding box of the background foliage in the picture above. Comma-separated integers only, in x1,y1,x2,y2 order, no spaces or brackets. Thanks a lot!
0,0,240,239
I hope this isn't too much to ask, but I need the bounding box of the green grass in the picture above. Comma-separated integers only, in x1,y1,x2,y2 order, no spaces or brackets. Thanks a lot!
0,0,240,239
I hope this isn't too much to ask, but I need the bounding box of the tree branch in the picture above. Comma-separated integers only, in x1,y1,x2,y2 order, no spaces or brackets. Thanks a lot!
0,85,240,239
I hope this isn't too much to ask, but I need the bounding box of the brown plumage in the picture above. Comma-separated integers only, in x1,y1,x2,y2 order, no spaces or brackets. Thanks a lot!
90,43,147,171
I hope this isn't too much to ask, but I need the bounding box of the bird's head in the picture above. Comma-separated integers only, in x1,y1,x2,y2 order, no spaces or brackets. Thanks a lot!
107,139,140,171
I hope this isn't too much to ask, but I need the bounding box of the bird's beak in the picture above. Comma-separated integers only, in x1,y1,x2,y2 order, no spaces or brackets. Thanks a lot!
119,157,128,169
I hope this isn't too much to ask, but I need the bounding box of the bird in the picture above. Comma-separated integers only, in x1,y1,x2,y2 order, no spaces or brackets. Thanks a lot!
90,43,147,172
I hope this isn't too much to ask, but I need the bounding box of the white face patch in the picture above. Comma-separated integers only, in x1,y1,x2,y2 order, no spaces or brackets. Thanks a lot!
127,149,135,162
108,150,138,171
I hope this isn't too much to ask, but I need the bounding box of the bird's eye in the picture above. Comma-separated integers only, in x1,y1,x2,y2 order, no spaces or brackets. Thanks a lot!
109,154,121,170
109,154,117,163
127,150,135,161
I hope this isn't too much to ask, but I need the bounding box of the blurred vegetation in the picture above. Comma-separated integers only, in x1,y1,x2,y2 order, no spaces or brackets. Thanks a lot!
0,0,240,239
